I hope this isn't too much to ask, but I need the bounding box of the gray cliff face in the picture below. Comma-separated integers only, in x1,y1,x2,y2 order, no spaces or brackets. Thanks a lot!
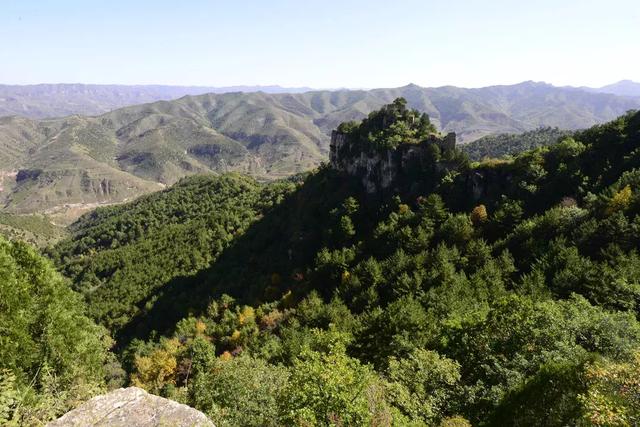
330,130,456,193
465,165,515,202
47,387,214,427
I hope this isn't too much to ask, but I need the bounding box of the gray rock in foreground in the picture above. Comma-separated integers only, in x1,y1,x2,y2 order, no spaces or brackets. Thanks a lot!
47,387,214,427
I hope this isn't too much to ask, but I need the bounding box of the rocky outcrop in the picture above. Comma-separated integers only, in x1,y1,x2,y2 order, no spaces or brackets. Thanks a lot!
330,130,456,194
47,387,214,427
465,164,516,202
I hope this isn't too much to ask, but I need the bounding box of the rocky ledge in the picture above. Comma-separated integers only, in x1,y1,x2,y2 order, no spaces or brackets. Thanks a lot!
47,387,214,427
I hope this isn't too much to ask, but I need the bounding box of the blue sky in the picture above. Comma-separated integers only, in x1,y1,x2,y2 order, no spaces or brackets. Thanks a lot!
1,0,638,88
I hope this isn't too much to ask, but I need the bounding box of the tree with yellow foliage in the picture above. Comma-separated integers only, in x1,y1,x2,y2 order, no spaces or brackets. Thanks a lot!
131,338,181,394
607,185,633,215
470,204,488,226
238,306,255,325
579,351,640,426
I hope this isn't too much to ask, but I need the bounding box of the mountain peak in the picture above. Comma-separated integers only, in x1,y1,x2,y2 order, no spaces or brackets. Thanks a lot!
402,83,423,89
516,80,552,87
596,80,640,97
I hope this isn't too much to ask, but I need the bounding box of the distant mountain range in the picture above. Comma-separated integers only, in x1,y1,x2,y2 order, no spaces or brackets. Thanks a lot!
0,81,638,220
0,84,315,119
581,80,640,98
1,80,638,120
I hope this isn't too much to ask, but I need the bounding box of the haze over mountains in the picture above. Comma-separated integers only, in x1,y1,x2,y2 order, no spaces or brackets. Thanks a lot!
0,81,638,220
1,80,638,120
582,80,640,97
0,84,315,119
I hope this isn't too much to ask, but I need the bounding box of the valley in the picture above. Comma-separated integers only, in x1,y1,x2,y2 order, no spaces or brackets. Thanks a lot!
4,92,640,425
0,82,638,222
40,102,640,425
3,1,640,425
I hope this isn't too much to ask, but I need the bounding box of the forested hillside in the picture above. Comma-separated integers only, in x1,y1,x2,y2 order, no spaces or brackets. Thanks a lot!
462,127,573,160
0,236,113,425
49,174,297,333
0,213,66,247
1,82,638,221
39,102,640,425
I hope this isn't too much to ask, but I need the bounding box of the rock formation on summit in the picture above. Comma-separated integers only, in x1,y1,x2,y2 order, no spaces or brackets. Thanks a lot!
329,97,457,194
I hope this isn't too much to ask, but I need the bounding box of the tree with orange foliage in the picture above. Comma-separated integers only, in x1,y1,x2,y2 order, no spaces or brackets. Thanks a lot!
470,204,488,226
131,338,181,394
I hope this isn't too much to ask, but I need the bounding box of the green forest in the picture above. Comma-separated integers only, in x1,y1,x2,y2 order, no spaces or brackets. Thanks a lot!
2,99,640,425
462,127,574,160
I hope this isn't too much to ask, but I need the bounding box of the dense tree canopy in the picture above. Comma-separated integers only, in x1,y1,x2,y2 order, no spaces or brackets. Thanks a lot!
48,174,297,334
462,127,573,161
337,97,438,151
0,236,112,425
14,103,640,425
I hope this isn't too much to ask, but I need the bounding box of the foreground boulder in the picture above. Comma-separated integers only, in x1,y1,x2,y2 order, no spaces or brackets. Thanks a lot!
47,387,214,427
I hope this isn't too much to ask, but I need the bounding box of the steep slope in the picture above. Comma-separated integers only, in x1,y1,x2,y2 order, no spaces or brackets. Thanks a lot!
0,93,328,217
49,174,297,332
462,127,573,160
50,105,640,425
0,235,112,425
0,212,66,246
1,83,638,218
0,115,164,220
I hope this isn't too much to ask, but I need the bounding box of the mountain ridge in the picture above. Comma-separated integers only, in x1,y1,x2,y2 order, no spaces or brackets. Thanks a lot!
574,79,640,98
2,81,638,119
0,83,638,219
0,83,317,119
40,106,640,426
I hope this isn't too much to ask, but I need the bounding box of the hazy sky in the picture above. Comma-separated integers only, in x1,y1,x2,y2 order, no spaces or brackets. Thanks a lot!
1,0,638,88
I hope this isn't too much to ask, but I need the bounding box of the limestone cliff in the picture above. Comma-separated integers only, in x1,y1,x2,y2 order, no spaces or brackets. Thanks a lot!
330,129,456,193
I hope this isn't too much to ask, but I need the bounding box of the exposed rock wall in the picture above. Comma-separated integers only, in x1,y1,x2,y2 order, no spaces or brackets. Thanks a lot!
465,166,515,202
330,130,457,193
